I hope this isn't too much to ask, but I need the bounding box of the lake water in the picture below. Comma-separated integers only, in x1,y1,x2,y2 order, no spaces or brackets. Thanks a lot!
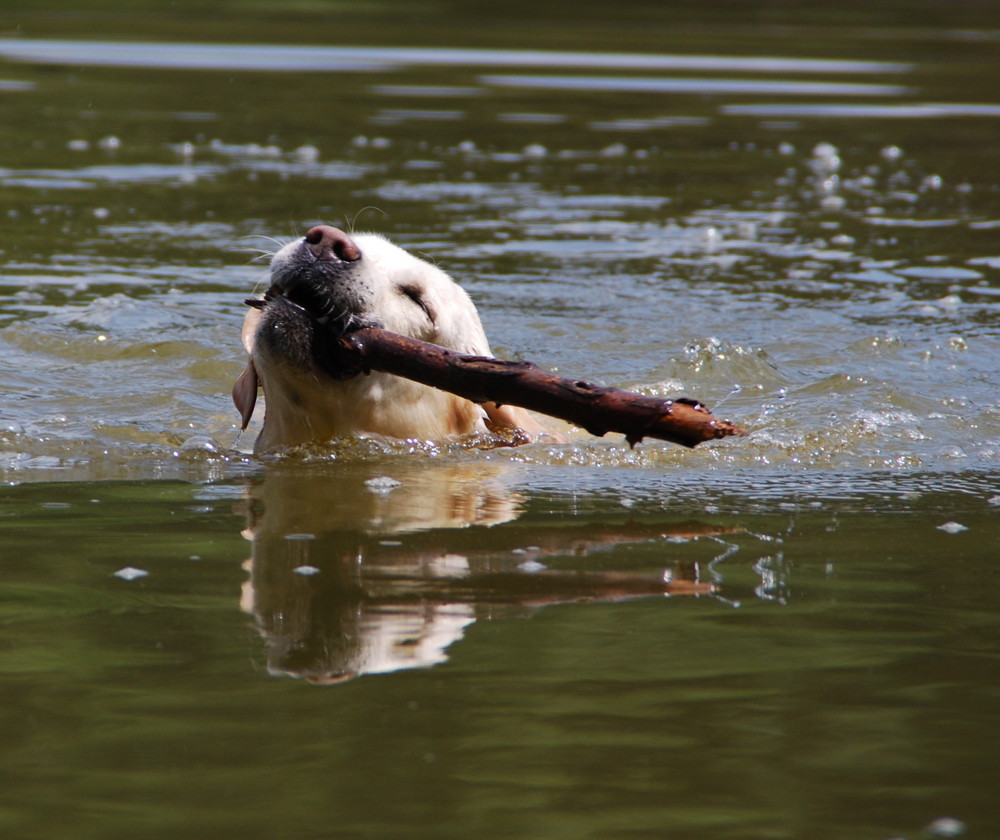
1,3,998,838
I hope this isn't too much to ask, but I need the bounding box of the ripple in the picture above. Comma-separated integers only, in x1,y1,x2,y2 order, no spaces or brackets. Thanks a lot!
722,103,1000,118
895,266,984,281
481,75,910,97
0,40,913,74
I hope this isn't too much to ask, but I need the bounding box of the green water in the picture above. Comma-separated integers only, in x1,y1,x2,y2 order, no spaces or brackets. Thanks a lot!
1,1,999,837
3,474,998,839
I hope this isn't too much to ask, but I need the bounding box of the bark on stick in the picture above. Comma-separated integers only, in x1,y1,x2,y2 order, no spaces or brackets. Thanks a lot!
331,327,746,449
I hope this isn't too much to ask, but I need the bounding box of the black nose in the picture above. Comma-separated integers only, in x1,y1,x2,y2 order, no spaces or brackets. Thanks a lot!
304,225,361,262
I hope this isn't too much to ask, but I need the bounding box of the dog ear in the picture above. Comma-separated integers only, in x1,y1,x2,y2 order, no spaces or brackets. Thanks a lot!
232,360,259,430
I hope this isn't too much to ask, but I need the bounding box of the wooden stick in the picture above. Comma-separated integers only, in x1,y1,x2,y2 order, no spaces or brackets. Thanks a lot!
329,328,746,448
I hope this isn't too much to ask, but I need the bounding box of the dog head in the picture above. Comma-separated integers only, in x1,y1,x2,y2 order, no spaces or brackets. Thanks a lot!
264,225,491,353
235,226,510,451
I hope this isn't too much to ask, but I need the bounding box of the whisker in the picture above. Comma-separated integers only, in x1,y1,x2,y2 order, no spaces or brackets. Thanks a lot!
239,234,287,248
347,206,385,233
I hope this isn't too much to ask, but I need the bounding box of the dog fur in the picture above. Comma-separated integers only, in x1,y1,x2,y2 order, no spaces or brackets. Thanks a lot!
235,226,553,453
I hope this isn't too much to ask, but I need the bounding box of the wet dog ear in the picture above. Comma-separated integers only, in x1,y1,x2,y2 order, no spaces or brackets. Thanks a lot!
233,360,259,430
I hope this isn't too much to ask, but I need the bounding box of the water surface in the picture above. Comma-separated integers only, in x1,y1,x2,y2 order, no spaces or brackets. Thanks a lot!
1,3,998,838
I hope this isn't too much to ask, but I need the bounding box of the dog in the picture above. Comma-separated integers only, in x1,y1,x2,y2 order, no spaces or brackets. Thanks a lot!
235,225,554,453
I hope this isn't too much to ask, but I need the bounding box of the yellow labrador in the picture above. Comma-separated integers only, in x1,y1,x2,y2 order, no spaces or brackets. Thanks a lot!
235,225,553,452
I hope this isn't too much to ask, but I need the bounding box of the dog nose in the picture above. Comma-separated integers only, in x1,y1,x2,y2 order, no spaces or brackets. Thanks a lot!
304,225,361,262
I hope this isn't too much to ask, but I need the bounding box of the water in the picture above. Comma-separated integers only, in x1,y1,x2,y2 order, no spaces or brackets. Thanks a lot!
1,3,999,837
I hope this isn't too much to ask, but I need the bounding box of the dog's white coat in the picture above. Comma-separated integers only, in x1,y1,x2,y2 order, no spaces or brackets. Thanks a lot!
238,232,553,452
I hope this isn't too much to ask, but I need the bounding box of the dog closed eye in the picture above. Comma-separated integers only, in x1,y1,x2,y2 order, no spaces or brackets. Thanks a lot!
398,284,435,323
243,226,559,451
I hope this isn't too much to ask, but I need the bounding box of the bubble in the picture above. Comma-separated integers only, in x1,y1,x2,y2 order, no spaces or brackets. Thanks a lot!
701,226,721,245
810,142,840,173
518,559,547,573
926,817,966,838
819,175,840,193
946,336,968,351
880,145,903,162
294,144,320,163
937,521,968,534
114,566,149,581
293,565,321,576
365,475,401,494
180,435,221,454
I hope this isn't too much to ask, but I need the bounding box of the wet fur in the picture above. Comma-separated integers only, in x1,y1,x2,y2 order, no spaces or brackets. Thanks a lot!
236,229,553,453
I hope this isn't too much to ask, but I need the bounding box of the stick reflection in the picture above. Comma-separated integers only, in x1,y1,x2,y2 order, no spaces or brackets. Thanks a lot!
240,461,734,684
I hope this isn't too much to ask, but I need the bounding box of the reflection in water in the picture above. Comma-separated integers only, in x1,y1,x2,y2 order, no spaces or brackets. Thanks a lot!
240,462,744,684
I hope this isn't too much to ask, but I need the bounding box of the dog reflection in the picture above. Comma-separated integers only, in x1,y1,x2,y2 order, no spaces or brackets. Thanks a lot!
241,462,722,685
